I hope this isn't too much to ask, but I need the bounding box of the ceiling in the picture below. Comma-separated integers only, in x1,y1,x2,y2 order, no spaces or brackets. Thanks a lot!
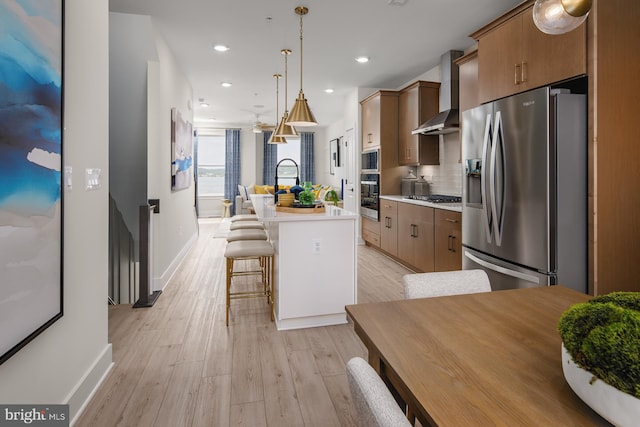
108,0,524,129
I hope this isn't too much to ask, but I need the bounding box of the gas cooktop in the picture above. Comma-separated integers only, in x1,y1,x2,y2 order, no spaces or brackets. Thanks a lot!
404,194,462,203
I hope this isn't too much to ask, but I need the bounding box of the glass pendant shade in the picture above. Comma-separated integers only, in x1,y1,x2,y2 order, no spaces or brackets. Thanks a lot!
533,0,590,35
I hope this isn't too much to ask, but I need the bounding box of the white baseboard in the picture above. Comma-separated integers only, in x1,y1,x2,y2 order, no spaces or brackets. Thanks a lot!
67,343,113,426
154,231,198,291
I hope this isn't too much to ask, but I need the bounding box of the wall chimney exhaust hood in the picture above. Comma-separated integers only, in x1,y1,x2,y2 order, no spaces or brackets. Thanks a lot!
412,50,463,135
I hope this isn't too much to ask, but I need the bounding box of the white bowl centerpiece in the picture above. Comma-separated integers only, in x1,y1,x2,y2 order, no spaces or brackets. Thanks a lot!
558,292,640,426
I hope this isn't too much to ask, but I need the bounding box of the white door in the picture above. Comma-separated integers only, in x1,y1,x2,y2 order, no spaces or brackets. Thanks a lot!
342,127,357,214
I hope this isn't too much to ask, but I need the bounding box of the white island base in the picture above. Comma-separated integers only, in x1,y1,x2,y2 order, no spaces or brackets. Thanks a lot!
250,194,358,330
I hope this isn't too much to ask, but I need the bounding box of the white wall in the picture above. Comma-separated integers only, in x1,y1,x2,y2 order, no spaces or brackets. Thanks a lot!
146,24,199,290
0,0,112,422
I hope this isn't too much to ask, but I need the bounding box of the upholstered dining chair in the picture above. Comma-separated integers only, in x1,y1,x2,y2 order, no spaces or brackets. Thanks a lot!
346,357,412,427
403,269,491,300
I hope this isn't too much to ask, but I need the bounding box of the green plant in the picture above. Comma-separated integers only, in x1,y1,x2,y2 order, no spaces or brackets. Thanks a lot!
558,292,640,398
324,189,339,206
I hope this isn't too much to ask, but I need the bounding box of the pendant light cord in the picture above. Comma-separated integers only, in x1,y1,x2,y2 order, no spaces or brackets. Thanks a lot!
299,12,303,92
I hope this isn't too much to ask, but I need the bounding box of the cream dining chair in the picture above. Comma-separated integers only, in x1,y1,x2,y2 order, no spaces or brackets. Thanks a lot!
346,357,412,427
403,269,491,299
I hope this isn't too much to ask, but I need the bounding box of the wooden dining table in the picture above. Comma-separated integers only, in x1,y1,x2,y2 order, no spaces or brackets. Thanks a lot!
345,286,612,426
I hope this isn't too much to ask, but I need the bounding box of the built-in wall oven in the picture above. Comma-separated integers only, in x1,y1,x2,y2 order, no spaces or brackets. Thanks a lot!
360,173,379,221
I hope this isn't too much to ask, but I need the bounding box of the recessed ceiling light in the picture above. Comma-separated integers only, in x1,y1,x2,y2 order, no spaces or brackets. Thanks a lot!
355,56,370,63
221,82,232,88
324,88,334,94
213,44,229,52
200,102,209,107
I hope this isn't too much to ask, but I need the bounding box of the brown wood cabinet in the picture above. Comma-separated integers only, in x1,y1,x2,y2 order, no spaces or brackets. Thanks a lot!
362,216,381,248
472,2,586,104
398,81,440,166
456,50,479,113
380,199,398,256
398,203,434,272
434,209,462,271
361,90,398,152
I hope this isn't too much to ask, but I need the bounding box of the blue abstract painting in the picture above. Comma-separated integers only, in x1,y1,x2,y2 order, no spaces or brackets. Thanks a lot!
171,107,193,191
0,0,63,365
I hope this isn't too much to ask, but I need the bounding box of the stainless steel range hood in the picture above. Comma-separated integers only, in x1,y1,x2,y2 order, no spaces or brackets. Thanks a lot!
412,50,463,135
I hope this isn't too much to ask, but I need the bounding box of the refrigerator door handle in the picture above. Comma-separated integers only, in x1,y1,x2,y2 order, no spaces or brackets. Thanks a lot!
490,111,505,246
464,251,540,285
481,113,493,244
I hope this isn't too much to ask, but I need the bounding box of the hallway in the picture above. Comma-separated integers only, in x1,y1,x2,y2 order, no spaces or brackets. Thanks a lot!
76,219,412,426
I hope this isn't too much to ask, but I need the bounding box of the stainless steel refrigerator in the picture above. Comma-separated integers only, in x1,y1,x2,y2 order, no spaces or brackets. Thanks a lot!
461,86,586,293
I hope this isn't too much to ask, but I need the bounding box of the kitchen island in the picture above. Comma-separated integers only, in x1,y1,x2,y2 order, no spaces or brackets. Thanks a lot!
250,194,358,330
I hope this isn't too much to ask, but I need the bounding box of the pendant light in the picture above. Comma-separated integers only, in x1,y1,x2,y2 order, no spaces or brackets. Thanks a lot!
533,0,592,35
286,6,317,127
268,74,287,144
274,49,298,138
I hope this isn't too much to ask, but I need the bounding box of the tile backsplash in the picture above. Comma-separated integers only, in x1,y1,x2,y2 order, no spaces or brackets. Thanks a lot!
417,133,462,196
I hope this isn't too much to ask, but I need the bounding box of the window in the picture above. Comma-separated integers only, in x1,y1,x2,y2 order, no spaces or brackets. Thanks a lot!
276,138,300,186
196,134,225,196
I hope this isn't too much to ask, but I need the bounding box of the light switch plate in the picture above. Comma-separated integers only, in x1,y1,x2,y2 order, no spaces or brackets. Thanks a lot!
64,166,72,191
85,168,101,190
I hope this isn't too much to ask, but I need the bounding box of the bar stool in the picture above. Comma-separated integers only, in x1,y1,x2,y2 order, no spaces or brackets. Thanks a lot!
231,214,258,222
226,228,268,242
224,240,275,326
229,220,264,231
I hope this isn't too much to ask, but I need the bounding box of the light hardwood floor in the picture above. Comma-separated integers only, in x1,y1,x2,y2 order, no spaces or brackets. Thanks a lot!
76,218,413,427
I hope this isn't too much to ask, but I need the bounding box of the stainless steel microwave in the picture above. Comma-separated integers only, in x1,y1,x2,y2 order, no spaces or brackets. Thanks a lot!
361,149,379,172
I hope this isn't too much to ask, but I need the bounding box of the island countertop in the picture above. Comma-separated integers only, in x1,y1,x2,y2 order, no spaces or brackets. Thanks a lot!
248,193,358,331
250,194,358,222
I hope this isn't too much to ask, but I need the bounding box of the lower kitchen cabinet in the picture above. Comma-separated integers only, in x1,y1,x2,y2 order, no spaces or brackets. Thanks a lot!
362,216,381,248
435,209,462,271
398,203,435,272
380,200,398,256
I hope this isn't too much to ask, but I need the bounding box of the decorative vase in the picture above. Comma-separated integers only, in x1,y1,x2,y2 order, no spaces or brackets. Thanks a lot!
299,181,315,205
562,343,640,427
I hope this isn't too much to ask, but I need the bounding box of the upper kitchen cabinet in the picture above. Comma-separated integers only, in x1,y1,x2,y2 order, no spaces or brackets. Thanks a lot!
398,81,440,166
472,1,586,104
361,90,398,152
455,50,479,114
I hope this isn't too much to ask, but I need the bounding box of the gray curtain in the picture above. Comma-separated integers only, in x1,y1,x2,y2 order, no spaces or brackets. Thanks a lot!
224,129,241,215
263,131,277,185
300,132,315,184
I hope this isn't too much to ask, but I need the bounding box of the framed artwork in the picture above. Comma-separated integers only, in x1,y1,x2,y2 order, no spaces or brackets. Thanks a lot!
171,107,193,191
329,137,340,175
0,0,64,365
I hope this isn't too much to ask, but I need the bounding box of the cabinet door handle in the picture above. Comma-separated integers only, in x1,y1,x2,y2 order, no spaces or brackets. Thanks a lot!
367,133,373,144
411,224,418,238
521,61,528,83
514,63,522,85
445,218,459,223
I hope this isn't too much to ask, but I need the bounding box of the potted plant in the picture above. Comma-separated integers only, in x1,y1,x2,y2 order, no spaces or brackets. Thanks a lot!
324,189,340,206
558,292,640,426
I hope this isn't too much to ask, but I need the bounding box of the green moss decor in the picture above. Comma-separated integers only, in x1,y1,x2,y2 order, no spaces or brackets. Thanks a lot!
558,292,640,398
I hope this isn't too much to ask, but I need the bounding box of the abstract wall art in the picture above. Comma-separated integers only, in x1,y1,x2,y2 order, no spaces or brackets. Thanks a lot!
171,107,193,191
0,0,64,365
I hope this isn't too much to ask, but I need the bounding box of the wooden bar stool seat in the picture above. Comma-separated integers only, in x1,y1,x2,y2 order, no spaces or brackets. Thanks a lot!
229,220,264,231
231,214,258,222
224,240,275,326
226,229,268,242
